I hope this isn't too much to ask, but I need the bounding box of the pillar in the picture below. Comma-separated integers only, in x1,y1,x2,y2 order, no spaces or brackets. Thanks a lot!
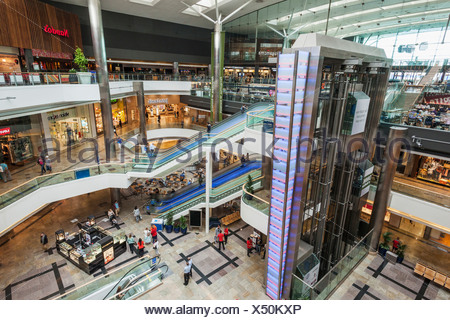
110,188,121,205
87,0,116,161
133,82,147,142
369,127,407,251
173,61,179,79
40,113,54,155
205,151,213,235
24,49,34,72
211,22,224,123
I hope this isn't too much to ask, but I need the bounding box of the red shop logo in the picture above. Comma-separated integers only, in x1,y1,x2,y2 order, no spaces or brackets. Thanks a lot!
0,127,11,136
43,25,69,38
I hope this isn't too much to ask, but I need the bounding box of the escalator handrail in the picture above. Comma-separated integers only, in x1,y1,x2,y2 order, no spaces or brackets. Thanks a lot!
102,255,161,300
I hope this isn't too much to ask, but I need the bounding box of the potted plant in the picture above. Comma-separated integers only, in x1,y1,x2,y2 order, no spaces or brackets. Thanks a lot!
173,220,180,233
378,231,392,257
245,174,255,200
165,212,174,233
69,68,77,83
396,244,407,263
180,215,188,235
73,47,91,84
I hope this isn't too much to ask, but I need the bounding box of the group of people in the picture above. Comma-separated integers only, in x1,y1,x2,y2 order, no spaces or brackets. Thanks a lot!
404,104,449,130
214,225,229,251
127,224,160,258
247,236,265,258
37,155,52,175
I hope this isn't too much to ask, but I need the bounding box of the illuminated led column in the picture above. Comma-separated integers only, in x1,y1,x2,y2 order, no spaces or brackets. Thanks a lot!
266,51,309,300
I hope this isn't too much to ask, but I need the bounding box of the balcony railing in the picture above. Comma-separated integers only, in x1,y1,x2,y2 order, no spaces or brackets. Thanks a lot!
0,72,207,86
241,176,270,215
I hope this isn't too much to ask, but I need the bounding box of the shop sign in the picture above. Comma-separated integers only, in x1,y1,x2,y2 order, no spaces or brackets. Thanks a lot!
43,25,69,38
47,109,76,121
423,93,450,106
148,98,169,104
0,127,11,136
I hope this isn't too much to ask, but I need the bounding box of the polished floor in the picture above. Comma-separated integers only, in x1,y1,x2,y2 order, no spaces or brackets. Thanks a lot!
0,189,267,300
330,254,450,300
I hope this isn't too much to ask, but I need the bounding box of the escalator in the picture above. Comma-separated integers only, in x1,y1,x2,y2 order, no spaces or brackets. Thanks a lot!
56,255,166,300
130,102,272,177
144,161,262,219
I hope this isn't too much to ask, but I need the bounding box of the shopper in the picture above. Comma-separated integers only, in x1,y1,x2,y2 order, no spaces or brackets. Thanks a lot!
261,243,266,260
137,238,145,257
183,261,190,286
214,225,221,244
151,224,158,242
127,233,136,254
113,200,120,215
217,229,225,251
45,156,52,174
119,119,123,128
240,155,246,167
188,257,193,278
247,237,254,257
144,228,152,244
0,161,12,183
241,105,246,114
153,239,160,257
157,114,161,124
117,136,123,149
134,206,142,223
37,156,46,175
224,227,229,245
246,153,250,162
207,122,211,133
392,237,401,253
40,232,48,252
149,142,156,157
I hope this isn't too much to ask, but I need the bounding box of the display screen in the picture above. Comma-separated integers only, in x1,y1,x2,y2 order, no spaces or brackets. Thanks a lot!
103,247,114,265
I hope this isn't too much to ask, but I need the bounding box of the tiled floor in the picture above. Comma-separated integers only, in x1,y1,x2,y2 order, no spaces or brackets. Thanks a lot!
0,189,268,300
330,254,450,300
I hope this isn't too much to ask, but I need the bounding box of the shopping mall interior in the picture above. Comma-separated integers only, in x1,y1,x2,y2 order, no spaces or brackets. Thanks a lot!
0,0,449,301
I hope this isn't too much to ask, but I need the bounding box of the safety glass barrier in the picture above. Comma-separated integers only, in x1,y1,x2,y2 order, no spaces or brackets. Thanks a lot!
0,72,209,86
108,269,163,300
291,230,373,300
56,256,157,300
241,176,270,215
0,179,39,209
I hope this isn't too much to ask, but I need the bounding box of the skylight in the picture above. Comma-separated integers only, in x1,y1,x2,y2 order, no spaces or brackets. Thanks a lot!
129,0,161,6
182,0,232,17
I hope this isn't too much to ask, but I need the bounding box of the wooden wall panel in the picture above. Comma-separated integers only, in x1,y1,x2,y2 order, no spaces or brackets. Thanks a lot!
0,0,83,54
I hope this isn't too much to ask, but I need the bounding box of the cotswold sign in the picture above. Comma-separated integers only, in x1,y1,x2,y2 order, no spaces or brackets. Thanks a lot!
43,25,69,38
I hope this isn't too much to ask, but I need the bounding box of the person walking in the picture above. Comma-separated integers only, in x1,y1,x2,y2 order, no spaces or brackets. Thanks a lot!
38,156,46,175
144,228,152,244
217,229,225,251
207,122,211,133
240,154,246,167
247,237,254,257
214,225,221,244
183,261,190,286
113,200,120,215
0,161,12,183
45,156,52,174
392,237,401,253
40,232,48,252
119,119,123,128
127,233,136,254
134,206,142,223
149,142,156,157
188,257,193,278
151,224,158,243
153,239,160,257
157,114,161,125
224,227,229,245
137,238,145,257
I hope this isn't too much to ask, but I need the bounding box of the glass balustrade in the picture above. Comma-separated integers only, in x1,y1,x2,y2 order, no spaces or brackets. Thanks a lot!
291,230,373,300
241,176,270,215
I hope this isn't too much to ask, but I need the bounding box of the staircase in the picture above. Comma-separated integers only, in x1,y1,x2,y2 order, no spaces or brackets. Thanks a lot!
418,64,441,85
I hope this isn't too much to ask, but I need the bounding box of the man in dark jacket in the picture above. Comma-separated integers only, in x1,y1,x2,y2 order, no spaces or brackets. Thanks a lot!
40,233,48,251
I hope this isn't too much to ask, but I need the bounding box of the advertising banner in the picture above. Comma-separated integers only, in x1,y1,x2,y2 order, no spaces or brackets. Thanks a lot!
423,93,450,105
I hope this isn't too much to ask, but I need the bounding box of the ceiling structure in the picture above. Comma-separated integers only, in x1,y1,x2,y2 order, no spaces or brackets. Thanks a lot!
50,0,285,29
223,0,450,39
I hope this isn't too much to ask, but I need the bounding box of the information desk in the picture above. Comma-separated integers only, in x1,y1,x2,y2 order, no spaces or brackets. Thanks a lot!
55,226,127,275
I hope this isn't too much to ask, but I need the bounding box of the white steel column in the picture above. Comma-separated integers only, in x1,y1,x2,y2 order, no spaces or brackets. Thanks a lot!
40,113,54,155
205,150,213,235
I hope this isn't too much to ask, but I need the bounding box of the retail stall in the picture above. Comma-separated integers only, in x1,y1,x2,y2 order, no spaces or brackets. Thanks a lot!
417,157,450,187
55,224,126,275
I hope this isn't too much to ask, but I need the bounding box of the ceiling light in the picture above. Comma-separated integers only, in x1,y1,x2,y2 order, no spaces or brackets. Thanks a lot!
2,59,5,62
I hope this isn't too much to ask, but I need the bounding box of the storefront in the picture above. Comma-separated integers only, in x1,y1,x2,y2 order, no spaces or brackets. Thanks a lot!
145,95,186,118
94,97,137,134
0,0,83,73
416,156,450,187
47,106,93,148
0,115,44,165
